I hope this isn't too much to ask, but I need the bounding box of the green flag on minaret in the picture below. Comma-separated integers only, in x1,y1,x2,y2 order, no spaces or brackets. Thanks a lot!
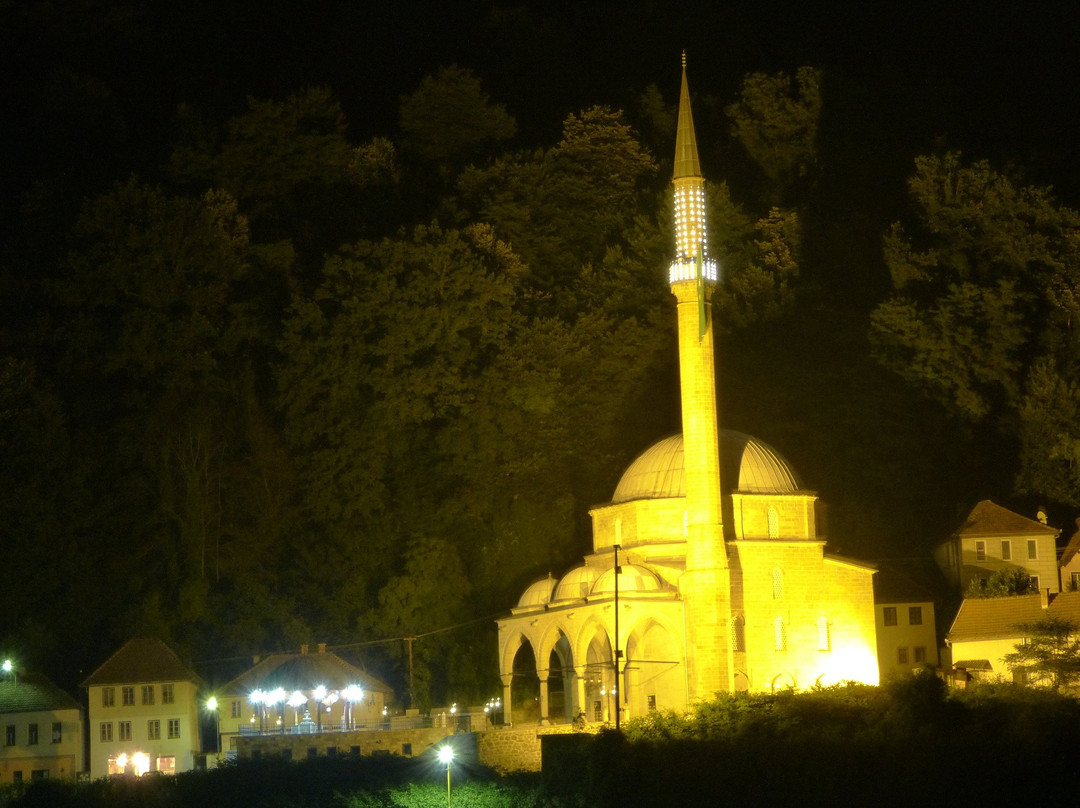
697,242,707,340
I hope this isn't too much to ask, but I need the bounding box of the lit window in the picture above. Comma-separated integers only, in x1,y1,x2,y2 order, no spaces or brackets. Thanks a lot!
774,616,787,651
122,687,135,706
142,685,155,706
767,507,779,538
731,615,746,652
772,568,784,600
914,647,927,664
156,756,175,775
102,687,115,708
883,607,897,626
1000,540,1011,560
167,719,180,740
119,722,131,742
897,647,909,665
1027,540,1038,560
161,684,174,704
27,724,38,745
908,606,923,626
100,723,113,742
975,541,986,562
51,723,61,744
817,615,831,651
147,720,160,740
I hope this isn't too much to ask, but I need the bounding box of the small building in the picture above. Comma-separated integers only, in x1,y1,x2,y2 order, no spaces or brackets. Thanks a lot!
81,638,202,778
873,561,945,679
1058,519,1080,592
0,671,83,784
934,500,1060,595
945,590,1080,684
212,643,393,762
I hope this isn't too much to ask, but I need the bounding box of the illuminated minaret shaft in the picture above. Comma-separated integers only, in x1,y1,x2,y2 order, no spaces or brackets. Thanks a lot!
671,53,731,700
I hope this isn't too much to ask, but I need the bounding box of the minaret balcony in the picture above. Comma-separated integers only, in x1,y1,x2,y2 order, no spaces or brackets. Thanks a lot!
669,257,718,284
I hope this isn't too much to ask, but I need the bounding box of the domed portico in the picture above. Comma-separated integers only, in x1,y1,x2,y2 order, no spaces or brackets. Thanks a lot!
497,56,878,727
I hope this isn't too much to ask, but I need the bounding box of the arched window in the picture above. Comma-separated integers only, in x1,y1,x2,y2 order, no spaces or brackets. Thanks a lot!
774,616,787,651
731,615,746,652
817,615,831,652
772,568,784,600
767,506,780,538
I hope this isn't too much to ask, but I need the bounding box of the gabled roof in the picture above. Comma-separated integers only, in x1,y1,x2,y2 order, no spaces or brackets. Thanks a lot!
0,672,80,714
1059,518,1080,568
947,591,1080,643
220,648,393,697
81,638,201,687
946,500,1059,541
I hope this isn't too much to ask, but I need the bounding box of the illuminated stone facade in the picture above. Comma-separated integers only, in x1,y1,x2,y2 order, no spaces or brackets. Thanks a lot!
496,57,879,725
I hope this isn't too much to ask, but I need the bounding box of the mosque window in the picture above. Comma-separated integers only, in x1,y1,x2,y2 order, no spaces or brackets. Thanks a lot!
731,615,746,652
774,617,787,652
817,615,830,651
767,507,779,538
772,568,784,600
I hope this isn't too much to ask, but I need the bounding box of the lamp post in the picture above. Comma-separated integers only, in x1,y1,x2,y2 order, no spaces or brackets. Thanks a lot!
438,745,454,808
205,696,221,760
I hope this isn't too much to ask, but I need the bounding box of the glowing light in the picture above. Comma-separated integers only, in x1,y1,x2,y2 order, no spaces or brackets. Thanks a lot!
438,745,454,764
312,685,327,702
270,687,286,704
206,696,218,712
343,684,363,702
249,689,265,706
1,660,11,673
132,752,150,776
288,691,306,709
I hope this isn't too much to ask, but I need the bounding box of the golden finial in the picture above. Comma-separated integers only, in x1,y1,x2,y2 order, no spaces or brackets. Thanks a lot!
681,50,687,69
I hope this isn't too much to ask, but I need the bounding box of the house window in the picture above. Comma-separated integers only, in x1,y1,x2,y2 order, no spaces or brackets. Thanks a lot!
647,694,657,712
817,615,831,651
12,771,22,784
767,507,780,538
1028,540,1038,560
30,770,47,781
122,687,135,706
1071,572,1080,591
147,720,160,741
1030,575,1040,591
119,722,131,742
975,541,986,562
883,607,897,626
731,615,746,652
167,719,180,739
914,647,927,664
142,685,155,706
897,647,909,665
5,725,14,746
155,756,175,775
908,606,923,626
1000,540,1011,560
102,687,115,708
774,616,787,651
161,684,174,704
51,723,61,744
772,568,784,600
230,700,242,719
100,722,113,742
27,724,38,745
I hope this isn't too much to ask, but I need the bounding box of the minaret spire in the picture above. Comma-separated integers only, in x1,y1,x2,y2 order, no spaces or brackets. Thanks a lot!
670,53,731,701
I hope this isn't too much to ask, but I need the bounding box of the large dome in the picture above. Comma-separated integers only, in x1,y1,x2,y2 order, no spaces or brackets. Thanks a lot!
611,431,802,503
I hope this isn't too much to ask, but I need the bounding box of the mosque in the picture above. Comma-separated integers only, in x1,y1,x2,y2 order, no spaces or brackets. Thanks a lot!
496,57,880,726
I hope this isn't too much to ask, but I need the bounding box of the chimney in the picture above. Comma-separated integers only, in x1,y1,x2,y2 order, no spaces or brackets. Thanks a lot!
317,642,327,654
300,644,309,655
1040,588,1050,609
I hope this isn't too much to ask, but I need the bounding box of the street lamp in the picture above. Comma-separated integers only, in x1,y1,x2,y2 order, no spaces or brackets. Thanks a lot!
438,745,454,807
1,659,15,685
205,696,220,757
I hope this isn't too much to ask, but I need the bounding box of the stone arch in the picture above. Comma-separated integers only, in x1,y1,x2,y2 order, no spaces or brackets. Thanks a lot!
501,634,541,724
577,618,616,723
537,628,576,722
624,616,686,717
733,670,750,692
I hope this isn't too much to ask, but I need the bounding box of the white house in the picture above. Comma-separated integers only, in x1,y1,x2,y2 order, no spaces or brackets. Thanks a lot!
0,671,83,784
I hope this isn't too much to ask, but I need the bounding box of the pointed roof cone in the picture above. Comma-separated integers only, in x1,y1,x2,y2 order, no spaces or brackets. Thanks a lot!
674,52,702,179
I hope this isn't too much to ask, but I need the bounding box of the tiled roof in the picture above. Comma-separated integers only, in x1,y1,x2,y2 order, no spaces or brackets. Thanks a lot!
220,650,393,697
81,638,201,687
1059,519,1080,568
949,500,1059,539
947,591,1080,642
0,672,80,714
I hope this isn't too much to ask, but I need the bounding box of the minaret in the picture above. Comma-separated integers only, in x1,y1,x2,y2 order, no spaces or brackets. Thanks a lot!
670,53,732,700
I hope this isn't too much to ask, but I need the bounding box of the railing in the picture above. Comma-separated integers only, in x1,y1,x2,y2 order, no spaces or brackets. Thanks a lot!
237,716,437,737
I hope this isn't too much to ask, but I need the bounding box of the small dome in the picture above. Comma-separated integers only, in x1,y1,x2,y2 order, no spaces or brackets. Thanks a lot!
554,566,600,601
592,564,663,595
612,431,801,503
517,576,556,609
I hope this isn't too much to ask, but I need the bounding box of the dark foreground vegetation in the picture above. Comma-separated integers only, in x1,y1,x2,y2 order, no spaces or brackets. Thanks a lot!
5,677,1077,808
